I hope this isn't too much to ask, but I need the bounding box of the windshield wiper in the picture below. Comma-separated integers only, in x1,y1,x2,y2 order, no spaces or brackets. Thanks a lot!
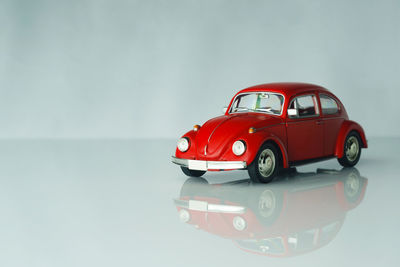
234,107,250,112
255,107,272,113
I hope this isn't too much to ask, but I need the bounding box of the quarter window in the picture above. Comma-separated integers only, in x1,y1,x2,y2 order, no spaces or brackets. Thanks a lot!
289,95,319,118
320,94,339,115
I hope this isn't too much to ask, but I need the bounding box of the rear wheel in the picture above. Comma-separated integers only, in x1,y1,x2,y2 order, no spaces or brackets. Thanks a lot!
248,143,280,183
342,168,363,203
338,132,362,167
180,166,206,177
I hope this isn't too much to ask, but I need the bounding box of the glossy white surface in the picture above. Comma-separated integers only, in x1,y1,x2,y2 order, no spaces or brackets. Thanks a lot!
0,138,398,266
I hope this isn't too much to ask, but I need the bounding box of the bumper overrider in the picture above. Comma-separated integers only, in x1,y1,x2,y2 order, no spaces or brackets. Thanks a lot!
171,156,247,171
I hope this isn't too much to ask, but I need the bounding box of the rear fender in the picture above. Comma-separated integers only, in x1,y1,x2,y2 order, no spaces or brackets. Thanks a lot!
335,120,367,158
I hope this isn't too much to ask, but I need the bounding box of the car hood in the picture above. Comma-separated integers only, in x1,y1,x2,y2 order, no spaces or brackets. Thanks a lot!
195,113,283,158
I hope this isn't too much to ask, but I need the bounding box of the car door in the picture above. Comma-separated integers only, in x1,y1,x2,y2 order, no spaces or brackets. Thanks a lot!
319,94,344,156
286,93,324,162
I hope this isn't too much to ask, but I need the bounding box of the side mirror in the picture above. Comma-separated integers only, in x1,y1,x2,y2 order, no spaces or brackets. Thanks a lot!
287,108,298,117
222,107,228,114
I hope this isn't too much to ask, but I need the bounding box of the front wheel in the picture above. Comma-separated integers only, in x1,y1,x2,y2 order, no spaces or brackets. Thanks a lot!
249,188,283,225
180,167,206,177
248,143,280,183
338,132,362,167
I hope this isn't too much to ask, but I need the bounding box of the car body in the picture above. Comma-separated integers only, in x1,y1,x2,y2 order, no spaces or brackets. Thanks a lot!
174,168,368,257
172,83,367,182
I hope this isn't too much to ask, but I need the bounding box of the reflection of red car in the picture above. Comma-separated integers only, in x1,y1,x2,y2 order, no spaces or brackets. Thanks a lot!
172,83,367,183
174,168,367,257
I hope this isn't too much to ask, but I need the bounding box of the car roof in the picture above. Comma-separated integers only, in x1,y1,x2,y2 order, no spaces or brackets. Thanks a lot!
237,82,330,99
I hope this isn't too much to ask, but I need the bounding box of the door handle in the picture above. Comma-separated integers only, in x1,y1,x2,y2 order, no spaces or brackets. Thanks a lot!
316,120,324,125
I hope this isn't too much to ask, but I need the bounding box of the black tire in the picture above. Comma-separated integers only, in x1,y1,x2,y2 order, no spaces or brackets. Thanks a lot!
180,177,209,197
338,132,362,167
180,166,206,177
248,143,281,183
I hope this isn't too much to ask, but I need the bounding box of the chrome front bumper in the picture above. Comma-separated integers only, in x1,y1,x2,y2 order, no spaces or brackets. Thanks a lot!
171,156,247,171
174,199,246,214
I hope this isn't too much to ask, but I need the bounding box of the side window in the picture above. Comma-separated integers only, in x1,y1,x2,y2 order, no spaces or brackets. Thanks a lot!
288,95,319,118
320,94,339,115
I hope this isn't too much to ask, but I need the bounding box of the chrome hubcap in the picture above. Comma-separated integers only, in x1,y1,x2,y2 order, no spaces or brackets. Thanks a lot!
258,149,275,177
258,190,276,218
345,136,359,162
345,173,360,197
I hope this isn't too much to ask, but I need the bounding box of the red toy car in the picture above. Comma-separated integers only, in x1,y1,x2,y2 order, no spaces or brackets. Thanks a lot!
172,83,367,183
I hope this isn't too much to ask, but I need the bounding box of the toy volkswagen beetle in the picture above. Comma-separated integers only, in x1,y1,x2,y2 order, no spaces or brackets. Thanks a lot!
172,83,367,183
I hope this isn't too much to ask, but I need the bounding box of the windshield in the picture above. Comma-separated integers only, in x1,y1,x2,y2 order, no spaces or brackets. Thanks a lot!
229,92,284,115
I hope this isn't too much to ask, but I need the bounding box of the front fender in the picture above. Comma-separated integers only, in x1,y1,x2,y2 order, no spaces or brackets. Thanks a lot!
220,127,289,168
335,120,368,158
175,130,198,159
259,134,289,169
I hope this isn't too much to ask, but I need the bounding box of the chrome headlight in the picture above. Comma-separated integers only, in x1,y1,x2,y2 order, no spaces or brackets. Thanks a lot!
232,140,246,156
177,137,189,152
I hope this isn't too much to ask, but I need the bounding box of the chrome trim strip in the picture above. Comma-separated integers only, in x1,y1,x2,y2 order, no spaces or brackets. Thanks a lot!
207,160,247,170
319,116,345,121
255,122,285,131
173,199,246,214
208,203,246,213
285,117,344,124
171,156,247,170
171,156,189,167
174,199,189,208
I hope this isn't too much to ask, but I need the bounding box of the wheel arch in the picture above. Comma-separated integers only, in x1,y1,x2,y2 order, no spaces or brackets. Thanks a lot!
335,120,368,158
258,136,289,169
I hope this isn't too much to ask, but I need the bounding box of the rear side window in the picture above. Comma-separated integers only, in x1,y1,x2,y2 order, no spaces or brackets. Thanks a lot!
320,94,339,115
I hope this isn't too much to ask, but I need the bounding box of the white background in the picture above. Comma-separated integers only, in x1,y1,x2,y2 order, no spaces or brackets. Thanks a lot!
1,0,399,138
